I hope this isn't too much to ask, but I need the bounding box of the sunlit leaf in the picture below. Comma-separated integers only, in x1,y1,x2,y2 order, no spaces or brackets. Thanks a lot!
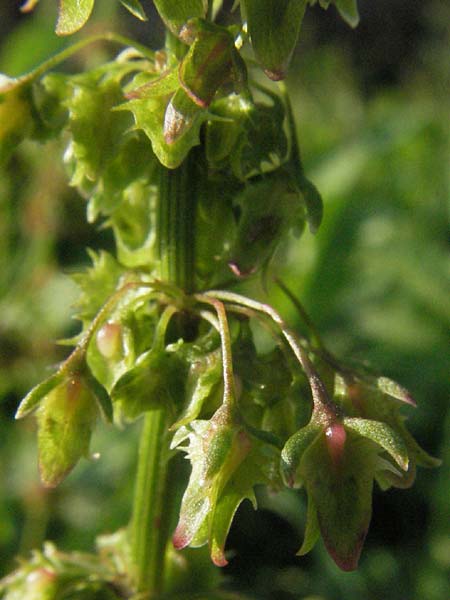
241,0,307,80
56,0,95,36
36,377,99,487
119,0,148,21
343,417,409,471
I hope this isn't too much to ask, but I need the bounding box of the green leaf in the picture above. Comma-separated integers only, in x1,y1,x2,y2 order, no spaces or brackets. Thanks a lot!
179,22,236,108
36,377,99,487
119,91,208,168
111,347,186,421
241,0,307,80
0,78,33,162
109,179,158,268
300,430,376,571
119,0,148,20
152,0,207,35
64,73,131,187
334,0,359,27
280,423,321,487
207,92,288,179
171,347,223,429
71,250,124,326
15,372,65,419
343,417,409,471
309,0,360,28
227,175,302,277
56,0,95,36
297,495,320,555
375,376,416,406
297,175,323,234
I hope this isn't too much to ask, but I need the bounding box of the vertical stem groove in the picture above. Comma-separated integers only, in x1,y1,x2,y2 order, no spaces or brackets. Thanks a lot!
131,150,199,596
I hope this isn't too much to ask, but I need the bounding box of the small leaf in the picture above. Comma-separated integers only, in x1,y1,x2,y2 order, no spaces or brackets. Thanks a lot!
297,175,323,234
152,0,207,36
343,417,409,471
280,423,320,487
119,0,148,21
334,0,359,28
376,376,416,406
179,22,235,108
36,377,99,487
241,0,307,80
15,373,65,419
297,495,320,555
56,0,95,36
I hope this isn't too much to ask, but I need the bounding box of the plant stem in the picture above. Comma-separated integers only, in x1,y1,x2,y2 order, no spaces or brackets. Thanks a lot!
131,407,171,596
157,152,198,294
131,150,199,596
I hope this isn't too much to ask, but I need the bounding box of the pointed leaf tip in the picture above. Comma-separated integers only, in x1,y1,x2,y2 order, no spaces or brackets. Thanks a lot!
344,418,409,471
376,376,417,407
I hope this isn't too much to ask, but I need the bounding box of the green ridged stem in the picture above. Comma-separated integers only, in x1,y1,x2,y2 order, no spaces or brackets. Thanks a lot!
131,148,199,595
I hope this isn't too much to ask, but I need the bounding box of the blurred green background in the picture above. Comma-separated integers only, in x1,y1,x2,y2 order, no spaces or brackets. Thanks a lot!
0,1,448,599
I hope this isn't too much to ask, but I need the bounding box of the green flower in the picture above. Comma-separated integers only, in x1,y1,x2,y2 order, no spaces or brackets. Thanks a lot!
172,404,280,566
16,365,110,487
281,372,440,570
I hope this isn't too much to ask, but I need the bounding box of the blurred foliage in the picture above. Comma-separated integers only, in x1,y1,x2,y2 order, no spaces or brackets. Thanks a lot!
0,1,448,599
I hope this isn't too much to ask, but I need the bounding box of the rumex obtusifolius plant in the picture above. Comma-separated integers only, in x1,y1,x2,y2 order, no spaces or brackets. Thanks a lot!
0,1,440,598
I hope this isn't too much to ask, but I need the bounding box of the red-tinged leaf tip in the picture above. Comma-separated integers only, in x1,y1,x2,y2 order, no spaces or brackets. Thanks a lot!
323,526,367,572
172,525,190,550
211,550,228,567
325,423,347,468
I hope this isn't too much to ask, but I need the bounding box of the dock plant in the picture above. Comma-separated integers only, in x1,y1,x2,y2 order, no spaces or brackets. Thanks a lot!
0,1,439,598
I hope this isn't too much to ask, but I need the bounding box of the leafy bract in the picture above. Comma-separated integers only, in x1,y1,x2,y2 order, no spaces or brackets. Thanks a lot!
299,430,375,571
241,0,307,80
35,377,99,487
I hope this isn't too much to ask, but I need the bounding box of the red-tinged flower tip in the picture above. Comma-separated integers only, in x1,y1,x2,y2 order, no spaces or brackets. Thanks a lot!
325,423,347,468
96,322,122,358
